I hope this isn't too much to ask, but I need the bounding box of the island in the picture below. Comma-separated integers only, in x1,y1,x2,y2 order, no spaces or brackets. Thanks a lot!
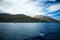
0,13,59,22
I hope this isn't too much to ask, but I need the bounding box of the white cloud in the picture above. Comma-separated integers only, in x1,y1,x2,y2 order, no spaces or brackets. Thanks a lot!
49,4,60,12
46,3,60,13
47,14,56,17
32,0,56,2
49,0,56,1
0,0,60,18
0,0,46,16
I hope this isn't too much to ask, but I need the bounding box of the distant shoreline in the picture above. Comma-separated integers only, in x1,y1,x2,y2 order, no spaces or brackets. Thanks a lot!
0,13,59,22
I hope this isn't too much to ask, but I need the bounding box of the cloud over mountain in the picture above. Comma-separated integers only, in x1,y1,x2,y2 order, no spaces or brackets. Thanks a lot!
0,0,60,20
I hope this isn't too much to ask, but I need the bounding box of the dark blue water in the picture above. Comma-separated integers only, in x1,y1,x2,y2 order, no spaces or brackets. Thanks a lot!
0,23,60,40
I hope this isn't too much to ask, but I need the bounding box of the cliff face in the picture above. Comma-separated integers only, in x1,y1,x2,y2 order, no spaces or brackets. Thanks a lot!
0,13,58,22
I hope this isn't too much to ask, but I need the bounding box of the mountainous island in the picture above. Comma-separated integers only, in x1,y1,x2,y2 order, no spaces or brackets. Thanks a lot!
0,13,59,22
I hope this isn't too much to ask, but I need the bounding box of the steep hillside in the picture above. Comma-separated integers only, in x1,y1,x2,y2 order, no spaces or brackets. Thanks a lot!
33,15,58,22
0,13,40,22
0,13,58,22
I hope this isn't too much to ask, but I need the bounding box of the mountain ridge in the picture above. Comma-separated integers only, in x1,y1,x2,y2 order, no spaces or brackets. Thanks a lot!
33,15,58,22
0,13,59,22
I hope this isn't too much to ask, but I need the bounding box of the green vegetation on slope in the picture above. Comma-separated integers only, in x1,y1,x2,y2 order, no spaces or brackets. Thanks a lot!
0,13,40,22
0,13,58,22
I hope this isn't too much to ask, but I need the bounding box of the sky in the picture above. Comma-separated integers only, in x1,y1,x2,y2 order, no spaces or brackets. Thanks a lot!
0,0,60,20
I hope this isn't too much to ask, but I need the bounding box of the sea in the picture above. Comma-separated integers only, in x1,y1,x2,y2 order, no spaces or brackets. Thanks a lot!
0,23,60,40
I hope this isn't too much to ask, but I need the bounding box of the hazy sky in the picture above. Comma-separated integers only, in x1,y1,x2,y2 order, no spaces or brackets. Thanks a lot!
0,0,60,20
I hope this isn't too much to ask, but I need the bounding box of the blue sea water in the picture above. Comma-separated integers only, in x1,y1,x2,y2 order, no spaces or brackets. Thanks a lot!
0,23,60,40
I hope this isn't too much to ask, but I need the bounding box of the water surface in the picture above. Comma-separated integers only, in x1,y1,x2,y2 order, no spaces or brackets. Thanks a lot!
0,23,60,40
